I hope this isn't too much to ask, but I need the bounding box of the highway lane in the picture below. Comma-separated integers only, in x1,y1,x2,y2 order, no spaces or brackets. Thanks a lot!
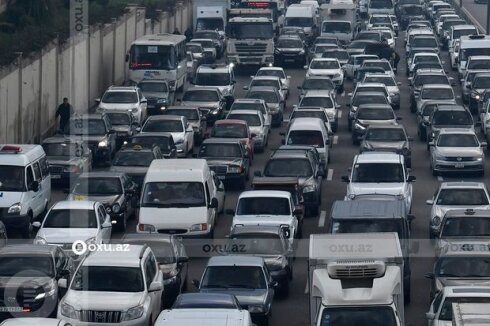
460,0,487,32
45,30,490,325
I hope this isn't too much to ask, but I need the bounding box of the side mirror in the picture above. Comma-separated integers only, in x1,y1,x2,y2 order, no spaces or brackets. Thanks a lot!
407,136,413,141
135,127,141,132
192,279,200,288
95,98,101,103
407,175,416,182
475,121,482,127
254,171,262,177
270,280,279,288
125,54,129,62
209,197,218,209
396,117,402,121
29,181,39,192
341,175,350,182
225,209,235,215
426,199,434,205
426,312,436,320
140,99,147,103
408,214,416,221
397,82,402,86
347,93,353,97
148,280,163,292
243,85,249,90
303,65,308,69
346,103,351,107
58,278,67,288
32,221,42,229
297,86,302,90
481,142,488,148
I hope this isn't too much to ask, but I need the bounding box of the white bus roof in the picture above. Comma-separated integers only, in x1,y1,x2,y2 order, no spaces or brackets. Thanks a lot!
132,33,186,46
460,35,490,49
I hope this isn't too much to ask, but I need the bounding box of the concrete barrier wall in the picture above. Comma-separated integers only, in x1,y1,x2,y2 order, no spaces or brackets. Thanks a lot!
0,0,7,14
0,0,192,144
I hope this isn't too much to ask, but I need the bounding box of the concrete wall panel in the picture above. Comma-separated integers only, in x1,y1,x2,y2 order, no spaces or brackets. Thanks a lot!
0,70,20,143
89,30,102,104
20,59,40,143
73,38,89,113
40,47,58,138
114,21,126,84
102,27,115,88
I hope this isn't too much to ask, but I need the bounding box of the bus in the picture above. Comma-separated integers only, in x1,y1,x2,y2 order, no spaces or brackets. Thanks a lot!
233,0,281,22
459,34,490,78
126,33,187,92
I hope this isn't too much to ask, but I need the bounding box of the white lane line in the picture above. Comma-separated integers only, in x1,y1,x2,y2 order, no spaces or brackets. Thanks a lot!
333,135,339,145
304,281,309,294
437,176,443,181
318,210,327,227
338,110,342,119
327,168,334,181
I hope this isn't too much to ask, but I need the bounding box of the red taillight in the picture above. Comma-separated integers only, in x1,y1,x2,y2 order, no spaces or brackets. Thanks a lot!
0,145,22,153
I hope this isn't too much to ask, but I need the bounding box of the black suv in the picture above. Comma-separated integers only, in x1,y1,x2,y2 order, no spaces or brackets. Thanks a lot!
63,113,116,165
275,35,307,66
426,104,475,145
0,245,73,320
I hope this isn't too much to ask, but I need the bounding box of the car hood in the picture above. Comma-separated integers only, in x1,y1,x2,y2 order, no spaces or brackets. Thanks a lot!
112,125,132,133
37,228,100,244
46,156,82,165
64,135,106,143
0,276,54,288
142,91,169,99
205,158,243,166
110,166,149,174
433,204,490,219
99,103,137,110
199,288,268,306
67,194,121,206
308,69,341,75
0,192,23,208
277,47,303,52
65,291,146,311
347,183,405,196
435,147,482,157
362,140,406,150
180,101,219,108
233,215,294,227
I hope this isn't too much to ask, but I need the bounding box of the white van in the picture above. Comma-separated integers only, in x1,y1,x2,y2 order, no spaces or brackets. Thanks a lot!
284,4,319,41
155,309,254,326
284,117,331,167
0,145,51,237
137,159,224,238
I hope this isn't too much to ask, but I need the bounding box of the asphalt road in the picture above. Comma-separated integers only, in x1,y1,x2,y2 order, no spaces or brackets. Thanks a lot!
461,0,488,32
45,30,490,325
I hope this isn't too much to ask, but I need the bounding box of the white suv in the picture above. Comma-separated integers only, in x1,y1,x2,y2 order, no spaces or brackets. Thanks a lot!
97,86,148,125
58,245,163,325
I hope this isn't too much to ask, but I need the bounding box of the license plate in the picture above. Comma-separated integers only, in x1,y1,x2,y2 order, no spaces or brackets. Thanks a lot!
74,195,86,201
455,163,464,168
51,175,61,179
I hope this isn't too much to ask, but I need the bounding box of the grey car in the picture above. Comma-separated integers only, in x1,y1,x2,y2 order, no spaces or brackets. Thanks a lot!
163,106,206,145
245,86,285,127
409,71,451,112
425,104,475,145
416,100,456,141
360,125,412,168
180,87,226,125
128,133,177,158
105,111,136,148
137,79,173,116
41,137,92,185
226,225,294,297
297,76,336,101
195,256,276,326
347,91,391,131
468,72,490,114
352,104,400,145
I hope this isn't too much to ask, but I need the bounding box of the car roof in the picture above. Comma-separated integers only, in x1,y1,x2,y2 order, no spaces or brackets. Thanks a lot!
52,200,97,210
440,181,486,189
83,244,148,268
78,171,125,178
233,98,266,104
227,110,261,116
197,64,232,73
438,128,477,135
356,152,403,163
421,84,453,89
186,86,220,92
239,190,291,199
331,200,406,220
303,90,333,97
0,244,58,256
288,117,326,130
442,286,490,297
435,104,466,111
358,104,393,110
354,91,387,97
248,86,278,92
367,124,405,130
121,233,173,243
207,255,264,267
146,115,183,121
215,119,248,126
202,138,242,145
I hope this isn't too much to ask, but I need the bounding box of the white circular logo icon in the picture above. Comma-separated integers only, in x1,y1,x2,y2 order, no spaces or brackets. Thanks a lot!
72,240,87,255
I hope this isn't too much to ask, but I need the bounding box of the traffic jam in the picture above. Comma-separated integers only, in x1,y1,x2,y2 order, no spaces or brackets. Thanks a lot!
1,0,490,324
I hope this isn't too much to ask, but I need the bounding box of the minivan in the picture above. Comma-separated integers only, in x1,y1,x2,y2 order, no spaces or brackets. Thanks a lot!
137,159,225,238
0,145,51,237
284,4,319,42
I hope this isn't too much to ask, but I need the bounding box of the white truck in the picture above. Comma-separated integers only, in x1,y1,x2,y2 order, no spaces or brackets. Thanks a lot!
452,303,490,326
309,232,404,326
226,17,275,66
320,0,358,45
193,0,230,37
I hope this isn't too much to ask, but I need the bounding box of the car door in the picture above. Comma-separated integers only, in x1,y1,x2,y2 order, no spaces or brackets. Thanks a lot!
28,163,44,216
38,157,51,210
175,238,188,292
205,180,216,227
144,253,161,320
481,101,490,135
212,172,225,214
97,204,111,243
104,118,117,151
137,88,147,120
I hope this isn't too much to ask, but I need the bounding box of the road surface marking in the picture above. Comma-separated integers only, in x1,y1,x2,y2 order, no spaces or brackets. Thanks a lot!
437,176,443,182
333,135,338,145
338,110,342,119
318,210,326,227
327,169,334,181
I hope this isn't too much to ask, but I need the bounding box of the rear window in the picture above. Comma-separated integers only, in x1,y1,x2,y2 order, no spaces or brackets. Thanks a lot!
287,130,325,148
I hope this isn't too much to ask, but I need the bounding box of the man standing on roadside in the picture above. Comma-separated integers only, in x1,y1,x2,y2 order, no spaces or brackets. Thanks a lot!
55,97,74,132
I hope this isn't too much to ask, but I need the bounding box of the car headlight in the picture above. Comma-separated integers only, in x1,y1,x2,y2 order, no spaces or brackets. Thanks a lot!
35,280,56,300
472,93,480,100
211,108,220,115
299,49,305,54
131,108,139,113
228,165,243,173
303,185,316,193
122,305,145,321
7,203,21,214
354,122,366,130
248,305,265,313
98,140,107,148
432,215,441,226
60,302,79,319
475,156,483,161
112,203,121,213
174,138,184,145
34,236,47,245
157,98,167,104
190,223,208,232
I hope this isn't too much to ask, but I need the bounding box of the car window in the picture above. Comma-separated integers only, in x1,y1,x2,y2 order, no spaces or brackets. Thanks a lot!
40,157,49,179
55,248,67,273
144,253,157,288
33,162,42,182
97,206,106,226
26,166,34,187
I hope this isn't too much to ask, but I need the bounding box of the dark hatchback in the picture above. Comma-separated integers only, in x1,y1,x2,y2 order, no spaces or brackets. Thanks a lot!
128,132,177,158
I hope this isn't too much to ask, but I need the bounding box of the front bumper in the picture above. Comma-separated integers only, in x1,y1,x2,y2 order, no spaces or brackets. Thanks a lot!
175,143,187,157
432,159,484,173
227,54,274,66
0,209,30,227
58,312,151,326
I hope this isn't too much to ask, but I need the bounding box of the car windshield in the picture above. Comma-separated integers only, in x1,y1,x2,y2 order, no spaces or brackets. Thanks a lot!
320,306,397,326
363,61,391,71
370,16,391,24
453,28,477,40
64,119,107,135
124,240,176,264
257,70,286,79
131,136,170,151
101,91,137,104
228,234,285,255
193,40,214,48
229,22,274,39
237,197,291,215
303,78,335,90
356,33,380,41
437,134,478,147
467,60,490,70
43,209,98,228
414,75,448,87
194,32,218,40
332,219,403,238
107,113,130,126
277,38,303,48
353,94,389,106
71,266,144,292
186,44,202,53
200,143,242,158
432,111,472,125
292,111,326,122
183,90,219,102
414,55,439,64
414,63,443,71
364,76,396,86
142,182,206,207
228,114,261,127
473,77,490,88
442,216,490,237
246,90,279,103
439,297,490,321
402,5,424,14
350,40,374,49
195,73,230,86
201,266,266,289
436,257,490,277
138,82,167,93
284,17,313,28
310,60,340,69
352,163,404,182
112,151,154,167
165,109,200,121
421,88,454,100
72,177,122,195
212,124,248,138
315,45,337,54
264,158,313,177
196,18,223,31
322,21,352,33
357,108,394,120
412,37,438,48
130,44,176,70
357,87,386,95
42,143,80,157
437,189,489,205
323,51,350,60
300,97,333,108
142,120,183,132
231,103,265,115
366,128,406,141
251,79,280,89
0,256,54,277
287,130,325,148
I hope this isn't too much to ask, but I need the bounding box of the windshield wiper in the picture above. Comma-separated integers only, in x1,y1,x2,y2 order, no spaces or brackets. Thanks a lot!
203,284,228,288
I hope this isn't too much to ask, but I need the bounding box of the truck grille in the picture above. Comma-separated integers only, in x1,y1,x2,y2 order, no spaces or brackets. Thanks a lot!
80,310,122,323
327,260,386,279
209,165,228,175
445,157,475,162
235,42,267,53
